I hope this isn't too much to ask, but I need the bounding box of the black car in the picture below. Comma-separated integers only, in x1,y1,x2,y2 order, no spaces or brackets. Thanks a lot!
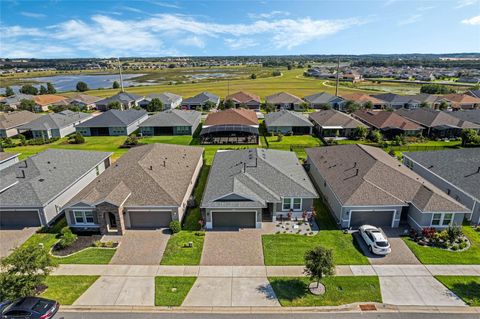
0,297,59,319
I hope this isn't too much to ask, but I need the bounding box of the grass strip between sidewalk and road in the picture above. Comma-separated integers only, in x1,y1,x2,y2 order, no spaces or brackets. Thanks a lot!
40,275,99,305
435,276,480,306
155,277,196,307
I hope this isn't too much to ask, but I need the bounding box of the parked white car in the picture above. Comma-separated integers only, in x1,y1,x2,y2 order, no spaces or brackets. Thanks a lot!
359,225,391,255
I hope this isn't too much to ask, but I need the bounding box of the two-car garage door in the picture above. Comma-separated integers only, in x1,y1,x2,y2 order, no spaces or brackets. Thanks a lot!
0,210,41,228
349,210,394,228
212,211,256,228
128,211,172,229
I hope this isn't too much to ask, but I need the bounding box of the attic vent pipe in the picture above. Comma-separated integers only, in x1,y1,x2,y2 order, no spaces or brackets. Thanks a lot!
355,168,359,176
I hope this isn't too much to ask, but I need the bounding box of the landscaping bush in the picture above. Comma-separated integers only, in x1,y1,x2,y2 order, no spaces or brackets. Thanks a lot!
67,132,85,144
169,221,181,233
57,227,78,249
446,224,463,242
277,133,284,142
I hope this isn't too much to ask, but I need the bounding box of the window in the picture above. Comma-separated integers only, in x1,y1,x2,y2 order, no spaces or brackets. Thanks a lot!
431,213,442,226
85,211,94,223
95,166,100,176
73,210,95,224
282,198,302,211
282,198,291,211
431,213,454,227
293,198,302,210
74,211,85,224
442,213,453,226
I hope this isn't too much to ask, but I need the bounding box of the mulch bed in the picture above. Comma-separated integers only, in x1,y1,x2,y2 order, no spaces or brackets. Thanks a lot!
52,235,103,256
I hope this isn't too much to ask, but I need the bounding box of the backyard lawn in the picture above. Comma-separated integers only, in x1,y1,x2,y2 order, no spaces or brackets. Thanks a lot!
402,226,480,265
40,276,99,305
160,231,205,265
154,277,196,307
269,276,381,307
183,165,210,230
435,276,480,306
262,199,369,265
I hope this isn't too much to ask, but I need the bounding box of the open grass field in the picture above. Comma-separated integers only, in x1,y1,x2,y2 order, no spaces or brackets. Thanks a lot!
155,276,196,306
41,276,99,305
160,231,205,265
269,276,381,307
435,276,480,306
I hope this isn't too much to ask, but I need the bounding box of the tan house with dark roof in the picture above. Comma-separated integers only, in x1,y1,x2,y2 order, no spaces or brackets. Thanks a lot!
353,110,424,138
309,110,367,139
225,91,261,110
63,144,203,235
200,109,259,144
0,111,42,137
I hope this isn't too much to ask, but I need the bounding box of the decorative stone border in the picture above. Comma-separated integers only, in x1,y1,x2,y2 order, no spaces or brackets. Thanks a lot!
49,239,119,259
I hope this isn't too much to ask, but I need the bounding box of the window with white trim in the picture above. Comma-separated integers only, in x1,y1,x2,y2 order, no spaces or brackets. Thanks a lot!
73,210,95,224
442,213,453,226
431,213,454,227
431,213,441,226
282,198,291,211
282,198,302,211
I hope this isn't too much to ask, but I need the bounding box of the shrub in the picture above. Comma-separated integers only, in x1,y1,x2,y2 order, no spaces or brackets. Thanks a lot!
421,227,436,239
277,132,283,142
57,227,77,249
68,132,85,144
446,224,463,242
169,220,181,233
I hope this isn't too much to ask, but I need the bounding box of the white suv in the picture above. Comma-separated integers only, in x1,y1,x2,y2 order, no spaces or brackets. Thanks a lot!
359,225,391,255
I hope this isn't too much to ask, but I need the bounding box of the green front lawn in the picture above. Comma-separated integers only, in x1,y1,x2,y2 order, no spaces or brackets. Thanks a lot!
160,231,205,265
402,226,480,264
435,276,480,306
262,200,369,265
40,275,99,305
269,276,381,307
155,276,196,306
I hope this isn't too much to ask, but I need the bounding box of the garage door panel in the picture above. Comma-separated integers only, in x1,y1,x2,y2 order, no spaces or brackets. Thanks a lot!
212,211,256,228
128,211,172,229
350,211,393,228
0,211,41,228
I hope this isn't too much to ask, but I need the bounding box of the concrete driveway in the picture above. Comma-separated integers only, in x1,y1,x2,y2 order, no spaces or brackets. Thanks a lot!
0,227,38,257
109,229,170,265
201,230,264,266
182,277,280,307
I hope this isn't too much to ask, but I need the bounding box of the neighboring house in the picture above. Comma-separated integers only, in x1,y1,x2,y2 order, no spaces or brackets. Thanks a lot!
76,109,148,136
138,92,182,110
372,93,422,109
264,110,313,135
341,93,387,109
396,108,480,138
403,149,480,225
200,108,259,144
0,94,35,109
265,92,304,111
449,109,480,125
63,144,203,235
139,109,201,136
465,90,480,99
306,145,469,230
352,110,424,138
67,94,103,110
201,148,318,229
303,92,345,110
33,95,69,112
0,111,42,137
0,152,19,171
182,92,220,110
309,109,367,139
0,149,112,228
443,94,480,110
95,92,144,111
17,110,93,139
225,91,261,110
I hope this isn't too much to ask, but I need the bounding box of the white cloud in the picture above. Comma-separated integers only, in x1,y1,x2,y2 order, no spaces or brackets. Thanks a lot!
0,25,44,38
119,6,144,14
462,15,480,25
398,14,422,26
149,1,181,9
178,36,205,48
455,0,479,8
224,38,258,50
248,11,290,19
20,12,46,19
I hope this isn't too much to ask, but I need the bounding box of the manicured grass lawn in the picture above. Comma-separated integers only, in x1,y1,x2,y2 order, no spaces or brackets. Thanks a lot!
40,276,99,305
435,276,480,306
183,165,210,230
154,277,196,307
262,200,369,265
402,226,480,265
160,231,205,265
269,276,381,307
265,135,322,149
141,135,193,145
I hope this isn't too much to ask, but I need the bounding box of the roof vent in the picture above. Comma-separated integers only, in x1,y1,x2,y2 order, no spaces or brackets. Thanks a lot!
39,178,44,182
16,169,25,179
149,165,153,170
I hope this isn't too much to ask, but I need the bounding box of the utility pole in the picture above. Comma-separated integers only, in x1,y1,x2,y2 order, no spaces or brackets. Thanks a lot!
117,58,124,92
335,57,340,97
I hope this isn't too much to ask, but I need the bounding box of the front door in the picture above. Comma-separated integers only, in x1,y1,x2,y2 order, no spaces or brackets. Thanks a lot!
108,212,117,229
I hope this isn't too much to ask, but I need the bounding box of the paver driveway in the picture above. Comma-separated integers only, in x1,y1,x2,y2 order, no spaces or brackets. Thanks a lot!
0,227,38,258
201,229,264,266
110,229,170,265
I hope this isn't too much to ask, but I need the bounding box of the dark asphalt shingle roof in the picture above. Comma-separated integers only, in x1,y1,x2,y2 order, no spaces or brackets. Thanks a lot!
139,109,201,127
304,92,344,104
146,92,182,104
76,109,147,128
309,110,366,129
183,92,219,104
396,108,480,129
96,92,143,105
449,110,480,125
17,111,92,131
404,148,480,200
265,110,313,128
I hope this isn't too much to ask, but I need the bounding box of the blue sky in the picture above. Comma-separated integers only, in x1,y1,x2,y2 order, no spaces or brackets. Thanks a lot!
1,0,479,58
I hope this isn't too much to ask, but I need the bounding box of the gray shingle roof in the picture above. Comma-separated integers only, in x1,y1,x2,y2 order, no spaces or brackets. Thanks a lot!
449,110,480,125
265,110,313,128
304,92,344,104
0,149,112,208
265,92,303,104
139,109,201,127
96,92,143,106
0,111,43,130
309,110,366,129
147,92,182,104
396,108,480,129
17,111,92,131
65,144,204,208
201,149,317,209
76,109,147,128
306,145,468,212
183,92,219,104
404,148,480,200
0,152,19,164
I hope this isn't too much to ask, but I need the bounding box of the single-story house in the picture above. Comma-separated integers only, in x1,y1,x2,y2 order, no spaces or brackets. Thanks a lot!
67,94,103,110
0,94,35,109
309,109,367,139
265,110,313,135
33,95,69,112
396,108,480,138
372,93,422,109
225,91,261,110
95,92,144,111
138,92,182,110
448,109,480,125
139,109,201,136
404,149,480,225
17,110,93,139
303,92,346,110
0,152,19,171
265,92,304,111
352,110,424,138
341,93,388,109
76,109,148,136
63,144,203,235
466,90,480,99
0,149,112,228
0,111,42,138
306,145,469,230
200,108,259,144
182,92,220,110
443,94,480,110
201,148,318,229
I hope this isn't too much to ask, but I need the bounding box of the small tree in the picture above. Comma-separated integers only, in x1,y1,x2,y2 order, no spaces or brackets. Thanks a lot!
46,82,56,94
112,81,120,89
18,99,37,112
277,132,284,142
319,103,331,110
370,129,383,143
461,128,480,146
19,84,38,95
39,85,48,95
68,132,85,144
250,73,257,79
224,99,235,109
363,101,373,109
17,133,26,146
304,246,334,290
57,227,78,249
419,102,429,108
438,101,449,111
107,101,122,110
4,86,14,97
353,126,368,140
76,81,89,92
203,100,216,111
146,98,163,112
169,220,181,233
345,100,360,114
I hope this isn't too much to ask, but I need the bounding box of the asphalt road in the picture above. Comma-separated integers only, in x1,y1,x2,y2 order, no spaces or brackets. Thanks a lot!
55,311,479,319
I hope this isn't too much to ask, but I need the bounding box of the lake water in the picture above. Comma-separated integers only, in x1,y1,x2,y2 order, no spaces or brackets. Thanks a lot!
0,73,151,94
